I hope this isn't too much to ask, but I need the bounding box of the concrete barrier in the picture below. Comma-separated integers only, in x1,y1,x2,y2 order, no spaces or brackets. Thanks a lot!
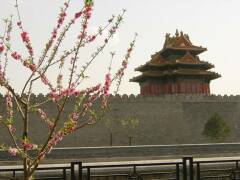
1,143,240,161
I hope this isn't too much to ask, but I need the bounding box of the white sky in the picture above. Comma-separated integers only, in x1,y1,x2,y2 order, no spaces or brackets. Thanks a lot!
0,0,240,95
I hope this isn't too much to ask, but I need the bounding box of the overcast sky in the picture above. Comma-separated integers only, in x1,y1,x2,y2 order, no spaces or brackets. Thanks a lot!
1,0,240,95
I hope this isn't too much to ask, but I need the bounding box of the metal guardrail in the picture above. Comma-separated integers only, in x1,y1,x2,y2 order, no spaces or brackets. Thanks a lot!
1,157,240,179
0,166,70,180
194,158,240,180
70,161,182,180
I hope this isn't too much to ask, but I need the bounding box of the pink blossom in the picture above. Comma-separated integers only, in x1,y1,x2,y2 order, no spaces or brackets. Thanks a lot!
104,73,111,96
47,131,64,152
11,51,21,60
22,140,33,151
40,74,50,85
60,12,67,17
128,48,132,53
26,44,33,56
117,69,124,76
47,121,54,129
87,35,96,42
110,27,116,34
37,109,47,120
17,21,22,27
23,60,30,67
8,147,18,156
86,84,101,94
75,11,82,19
39,151,46,160
0,44,4,53
49,87,80,101
86,12,92,19
29,64,37,72
122,60,128,68
7,125,16,133
6,95,12,108
49,90,59,101
51,28,57,39
57,12,67,27
78,32,86,39
82,23,87,29
21,32,30,43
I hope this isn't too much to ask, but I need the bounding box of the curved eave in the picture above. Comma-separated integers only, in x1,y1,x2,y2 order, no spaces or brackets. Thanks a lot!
130,70,221,83
135,62,214,72
161,47,207,56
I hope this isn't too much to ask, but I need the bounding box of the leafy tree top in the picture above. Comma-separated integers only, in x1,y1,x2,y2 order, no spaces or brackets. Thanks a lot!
203,113,230,142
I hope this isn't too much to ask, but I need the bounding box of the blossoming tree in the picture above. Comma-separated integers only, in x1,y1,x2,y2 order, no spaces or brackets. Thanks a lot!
0,0,136,179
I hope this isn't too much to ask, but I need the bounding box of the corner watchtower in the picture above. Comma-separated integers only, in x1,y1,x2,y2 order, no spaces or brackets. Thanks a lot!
130,30,221,96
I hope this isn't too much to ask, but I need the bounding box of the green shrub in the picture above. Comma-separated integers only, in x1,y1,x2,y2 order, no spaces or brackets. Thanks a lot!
203,113,231,142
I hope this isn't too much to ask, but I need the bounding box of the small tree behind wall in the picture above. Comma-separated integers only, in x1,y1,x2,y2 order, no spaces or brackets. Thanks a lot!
120,116,139,146
0,0,137,179
203,113,231,142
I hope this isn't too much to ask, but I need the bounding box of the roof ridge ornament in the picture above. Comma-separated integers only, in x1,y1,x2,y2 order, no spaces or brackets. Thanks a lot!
175,29,179,37
180,31,184,37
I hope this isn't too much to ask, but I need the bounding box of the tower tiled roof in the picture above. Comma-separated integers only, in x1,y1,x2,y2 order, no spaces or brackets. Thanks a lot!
131,30,220,83
163,30,207,52
131,69,220,82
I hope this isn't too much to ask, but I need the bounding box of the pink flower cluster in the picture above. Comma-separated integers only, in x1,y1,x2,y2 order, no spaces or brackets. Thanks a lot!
83,5,92,20
51,28,57,39
22,60,37,72
6,94,13,119
8,147,18,156
83,86,102,112
109,27,117,35
21,32,30,43
17,21,22,27
37,108,54,129
104,73,111,97
7,124,16,133
22,140,34,151
47,131,64,153
50,2,69,41
77,4,93,40
0,43,4,53
86,84,101,94
57,12,67,28
74,11,82,19
16,21,34,56
6,94,12,108
40,74,50,86
37,108,47,120
29,63,36,72
40,73,54,91
116,48,132,77
86,35,96,43
20,31,33,56
11,51,21,60
49,88,80,101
